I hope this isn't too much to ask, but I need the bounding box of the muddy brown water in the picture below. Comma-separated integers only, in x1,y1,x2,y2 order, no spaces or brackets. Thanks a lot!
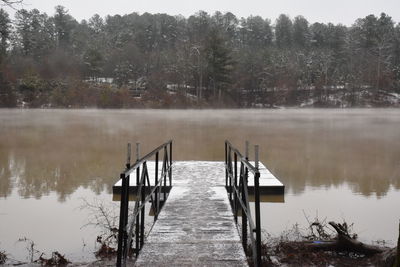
0,109,399,262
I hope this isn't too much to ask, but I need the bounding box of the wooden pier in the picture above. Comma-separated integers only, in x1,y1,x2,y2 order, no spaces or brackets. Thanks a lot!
114,141,284,267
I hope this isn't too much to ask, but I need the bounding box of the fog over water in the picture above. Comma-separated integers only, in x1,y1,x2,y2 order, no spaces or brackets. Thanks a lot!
0,109,399,261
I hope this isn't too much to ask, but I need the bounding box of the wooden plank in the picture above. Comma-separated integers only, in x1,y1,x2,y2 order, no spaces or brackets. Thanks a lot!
133,162,249,266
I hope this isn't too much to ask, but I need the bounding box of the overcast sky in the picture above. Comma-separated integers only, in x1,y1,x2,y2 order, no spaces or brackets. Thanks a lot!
3,0,400,26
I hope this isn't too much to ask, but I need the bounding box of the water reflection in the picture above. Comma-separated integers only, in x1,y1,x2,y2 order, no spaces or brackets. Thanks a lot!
0,109,399,199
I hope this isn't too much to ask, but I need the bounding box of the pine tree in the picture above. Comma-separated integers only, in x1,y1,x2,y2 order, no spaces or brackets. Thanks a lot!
204,29,234,102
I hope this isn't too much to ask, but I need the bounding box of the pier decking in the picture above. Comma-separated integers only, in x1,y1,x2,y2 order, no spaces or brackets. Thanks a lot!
134,161,249,266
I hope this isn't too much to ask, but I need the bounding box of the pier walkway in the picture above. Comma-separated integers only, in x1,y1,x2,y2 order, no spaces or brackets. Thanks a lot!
114,140,284,267
134,161,248,266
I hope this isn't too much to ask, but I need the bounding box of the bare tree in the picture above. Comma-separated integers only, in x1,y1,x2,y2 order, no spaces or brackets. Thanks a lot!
0,0,23,8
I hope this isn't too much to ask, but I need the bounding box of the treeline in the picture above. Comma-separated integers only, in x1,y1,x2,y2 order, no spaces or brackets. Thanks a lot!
0,7,400,108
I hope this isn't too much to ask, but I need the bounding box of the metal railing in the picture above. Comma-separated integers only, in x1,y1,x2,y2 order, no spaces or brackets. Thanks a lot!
225,140,262,267
116,140,173,267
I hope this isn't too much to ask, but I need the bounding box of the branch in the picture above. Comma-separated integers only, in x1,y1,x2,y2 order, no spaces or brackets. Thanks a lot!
0,0,24,10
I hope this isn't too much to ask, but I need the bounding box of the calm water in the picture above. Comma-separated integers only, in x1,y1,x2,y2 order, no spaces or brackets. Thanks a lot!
0,109,399,262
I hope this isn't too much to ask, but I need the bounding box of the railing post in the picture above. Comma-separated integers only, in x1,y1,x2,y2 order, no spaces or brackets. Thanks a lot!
163,147,167,204
245,140,249,160
225,141,228,187
135,143,140,256
228,146,232,203
122,144,131,263
155,151,159,221
140,165,145,249
254,145,262,267
241,164,248,252
169,141,172,186
136,143,140,184
117,142,132,267
233,152,238,223
126,143,131,169
117,173,127,267
255,145,259,170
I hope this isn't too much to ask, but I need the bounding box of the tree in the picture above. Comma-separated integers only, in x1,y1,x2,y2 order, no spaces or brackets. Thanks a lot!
54,6,77,50
13,9,55,59
352,13,395,90
240,16,273,48
293,15,310,48
187,11,211,45
114,61,134,87
275,14,293,48
222,12,238,46
83,47,103,78
88,14,104,34
204,29,234,102
0,8,10,59
0,0,22,7
375,13,395,90
0,69,16,107
392,24,400,88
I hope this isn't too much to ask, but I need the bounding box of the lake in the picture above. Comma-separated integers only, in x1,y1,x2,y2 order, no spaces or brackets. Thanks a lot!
0,109,399,263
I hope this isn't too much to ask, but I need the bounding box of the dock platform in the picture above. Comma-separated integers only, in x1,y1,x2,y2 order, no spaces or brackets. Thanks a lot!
113,161,284,195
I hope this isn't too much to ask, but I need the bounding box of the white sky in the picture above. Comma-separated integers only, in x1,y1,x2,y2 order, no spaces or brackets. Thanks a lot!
3,0,400,26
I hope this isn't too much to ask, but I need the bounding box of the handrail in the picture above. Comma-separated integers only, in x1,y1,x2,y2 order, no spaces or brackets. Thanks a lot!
225,140,258,174
124,140,173,176
225,140,262,267
116,140,173,267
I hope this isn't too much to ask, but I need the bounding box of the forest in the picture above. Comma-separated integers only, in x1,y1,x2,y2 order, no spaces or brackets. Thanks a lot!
0,6,400,108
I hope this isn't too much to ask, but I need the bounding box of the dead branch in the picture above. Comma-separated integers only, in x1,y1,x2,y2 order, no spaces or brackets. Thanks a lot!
0,249,7,264
305,221,385,256
79,198,119,234
0,0,23,10
37,251,70,266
